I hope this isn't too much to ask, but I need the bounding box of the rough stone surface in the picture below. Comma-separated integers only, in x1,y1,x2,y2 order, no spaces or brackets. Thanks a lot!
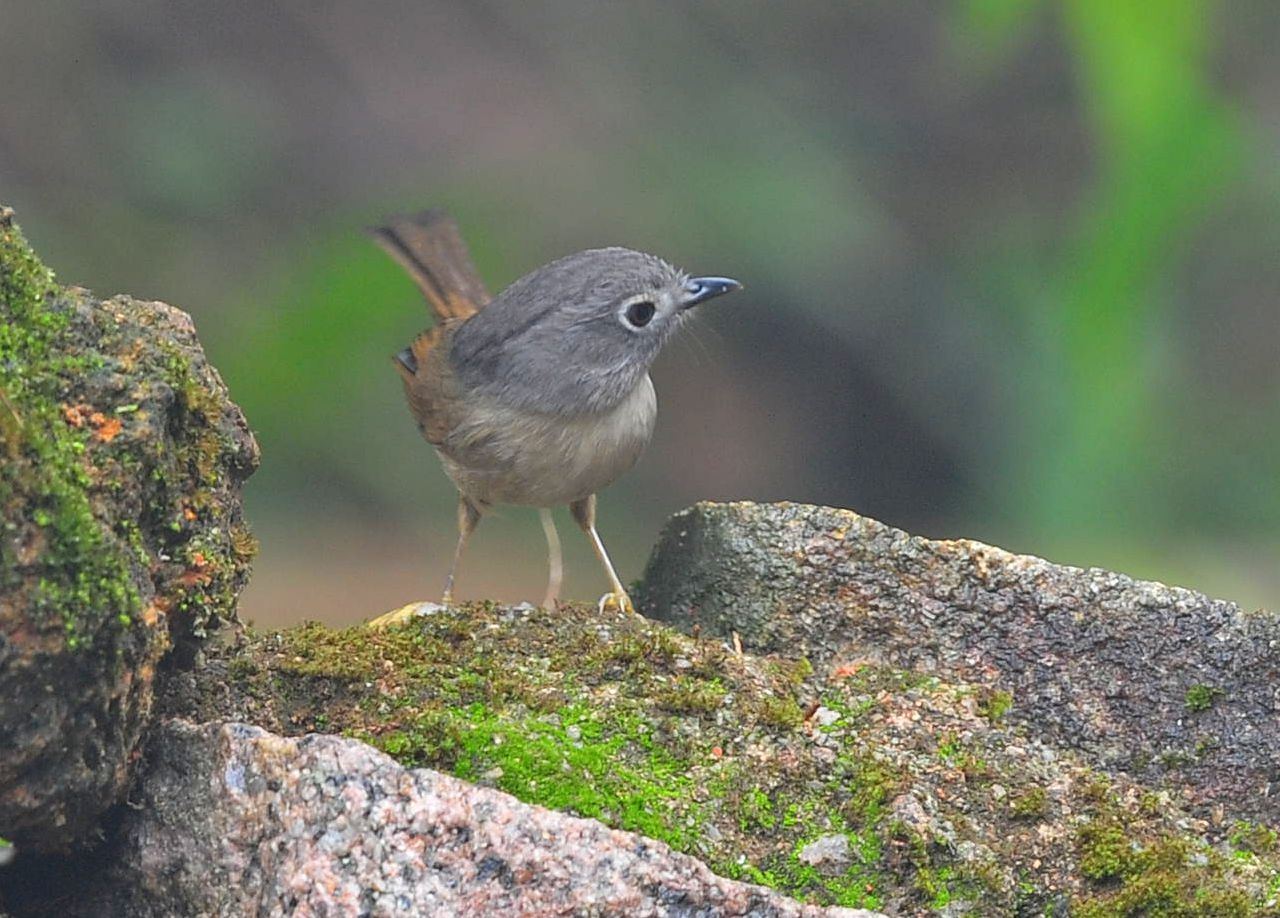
638,501,1280,820
16,600,1274,915
797,835,851,873
0,208,259,850
78,720,881,918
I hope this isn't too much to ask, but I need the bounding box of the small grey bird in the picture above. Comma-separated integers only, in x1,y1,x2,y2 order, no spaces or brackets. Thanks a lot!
369,209,740,614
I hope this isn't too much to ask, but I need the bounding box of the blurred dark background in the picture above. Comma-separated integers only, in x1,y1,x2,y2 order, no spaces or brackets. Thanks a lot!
3,1,1276,626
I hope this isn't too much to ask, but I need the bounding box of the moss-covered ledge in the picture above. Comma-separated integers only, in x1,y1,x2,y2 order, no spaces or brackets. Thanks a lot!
160,603,1280,916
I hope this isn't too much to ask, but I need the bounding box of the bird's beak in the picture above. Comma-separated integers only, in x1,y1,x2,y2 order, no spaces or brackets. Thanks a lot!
681,276,743,308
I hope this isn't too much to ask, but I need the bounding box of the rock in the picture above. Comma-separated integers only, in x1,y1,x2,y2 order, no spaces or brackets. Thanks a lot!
887,793,956,850
638,501,1280,819
0,208,259,851
78,720,882,918
797,834,851,873
811,706,841,728
91,603,1280,914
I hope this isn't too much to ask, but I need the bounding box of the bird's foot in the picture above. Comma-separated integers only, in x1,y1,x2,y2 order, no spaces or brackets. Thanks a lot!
366,601,446,630
596,590,636,615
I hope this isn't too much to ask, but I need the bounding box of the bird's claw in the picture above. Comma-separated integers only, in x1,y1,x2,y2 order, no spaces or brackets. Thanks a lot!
597,590,636,615
366,601,446,630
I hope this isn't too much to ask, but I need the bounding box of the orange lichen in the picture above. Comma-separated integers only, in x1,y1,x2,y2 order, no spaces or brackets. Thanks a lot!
61,404,86,427
94,416,123,442
141,601,168,627
831,660,870,681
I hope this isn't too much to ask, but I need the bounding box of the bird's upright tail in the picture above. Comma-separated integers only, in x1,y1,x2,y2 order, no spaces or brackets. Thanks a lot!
368,209,492,325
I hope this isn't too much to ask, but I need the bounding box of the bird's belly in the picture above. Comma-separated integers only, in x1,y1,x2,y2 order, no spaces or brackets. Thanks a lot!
440,376,657,508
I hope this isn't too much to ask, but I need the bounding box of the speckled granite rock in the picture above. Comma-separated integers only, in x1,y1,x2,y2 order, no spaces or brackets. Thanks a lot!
80,720,882,918
0,208,259,851
638,501,1280,820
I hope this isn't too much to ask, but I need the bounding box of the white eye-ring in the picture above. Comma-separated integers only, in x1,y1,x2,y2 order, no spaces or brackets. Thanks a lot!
620,297,656,329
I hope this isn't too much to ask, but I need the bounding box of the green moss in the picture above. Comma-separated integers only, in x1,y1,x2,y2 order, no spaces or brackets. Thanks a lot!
724,805,886,910
767,656,814,688
1158,749,1197,768
0,211,55,320
230,524,259,563
159,342,232,507
246,609,918,907
937,733,963,764
270,615,732,853
916,864,982,911
933,732,991,779
1195,735,1222,758
1230,821,1278,856
0,214,142,644
1074,803,1274,916
455,702,704,846
188,608,1280,915
1010,785,1048,820
270,615,1023,909
755,694,805,730
979,688,1014,722
737,786,777,831
1185,684,1226,712
1078,817,1130,881
586,627,683,673
654,675,728,714
716,726,903,909
226,656,258,682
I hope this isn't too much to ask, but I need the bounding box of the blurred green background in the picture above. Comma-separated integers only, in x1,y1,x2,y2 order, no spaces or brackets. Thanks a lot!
2,1,1276,625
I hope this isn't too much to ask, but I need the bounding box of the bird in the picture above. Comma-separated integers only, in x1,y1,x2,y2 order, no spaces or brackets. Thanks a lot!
368,209,740,616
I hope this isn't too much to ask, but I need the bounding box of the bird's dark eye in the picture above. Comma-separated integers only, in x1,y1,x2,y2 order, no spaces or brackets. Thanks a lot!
625,300,656,328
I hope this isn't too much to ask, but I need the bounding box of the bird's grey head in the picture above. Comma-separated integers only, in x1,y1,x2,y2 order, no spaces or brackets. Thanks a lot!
451,247,740,415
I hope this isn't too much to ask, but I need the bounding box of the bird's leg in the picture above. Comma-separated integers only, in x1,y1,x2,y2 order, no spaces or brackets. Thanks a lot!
367,494,481,630
441,494,482,604
569,494,635,615
539,507,562,608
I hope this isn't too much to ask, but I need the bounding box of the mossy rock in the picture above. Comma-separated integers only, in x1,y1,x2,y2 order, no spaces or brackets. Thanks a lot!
152,603,1280,916
0,207,259,851
638,501,1280,826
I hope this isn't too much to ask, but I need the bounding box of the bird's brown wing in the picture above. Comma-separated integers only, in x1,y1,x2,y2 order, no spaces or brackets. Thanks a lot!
393,324,510,475
368,209,492,323
392,324,465,448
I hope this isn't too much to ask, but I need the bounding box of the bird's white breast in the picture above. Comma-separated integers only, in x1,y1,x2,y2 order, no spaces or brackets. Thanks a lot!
440,375,658,508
